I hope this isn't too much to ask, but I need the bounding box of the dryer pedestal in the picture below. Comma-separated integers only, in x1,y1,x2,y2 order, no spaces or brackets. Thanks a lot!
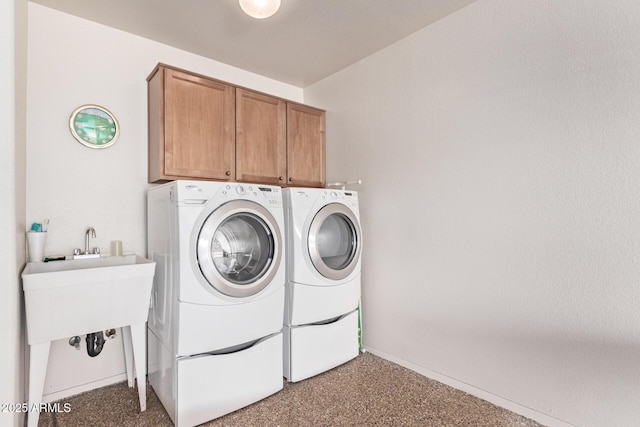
283,310,359,382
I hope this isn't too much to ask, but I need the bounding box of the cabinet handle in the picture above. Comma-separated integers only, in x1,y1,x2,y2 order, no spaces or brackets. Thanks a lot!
225,171,231,176
288,177,293,182
278,176,283,181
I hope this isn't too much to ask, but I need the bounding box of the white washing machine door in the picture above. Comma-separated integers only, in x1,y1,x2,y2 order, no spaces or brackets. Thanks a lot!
308,203,362,281
197,200,282,298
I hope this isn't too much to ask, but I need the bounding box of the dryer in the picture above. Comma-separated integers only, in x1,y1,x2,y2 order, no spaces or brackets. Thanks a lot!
283,187,362,382
147,180,285,427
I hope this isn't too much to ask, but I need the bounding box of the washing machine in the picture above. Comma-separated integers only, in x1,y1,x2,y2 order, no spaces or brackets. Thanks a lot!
283,187,362,382
147,180,285,427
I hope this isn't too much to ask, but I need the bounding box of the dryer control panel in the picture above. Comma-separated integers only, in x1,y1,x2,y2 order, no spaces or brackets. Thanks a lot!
321,189,358,210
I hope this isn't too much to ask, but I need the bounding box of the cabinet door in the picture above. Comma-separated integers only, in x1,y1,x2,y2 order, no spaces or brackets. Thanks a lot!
164,68,235,180
287,103,326,188
236,89,286,185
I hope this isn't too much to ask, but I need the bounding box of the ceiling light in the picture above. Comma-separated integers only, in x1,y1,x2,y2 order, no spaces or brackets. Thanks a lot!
239,0,281,19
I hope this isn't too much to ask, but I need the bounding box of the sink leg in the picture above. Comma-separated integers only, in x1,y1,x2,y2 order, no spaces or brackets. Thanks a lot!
122,326,134,388
129,322,147,411
27,341,50,427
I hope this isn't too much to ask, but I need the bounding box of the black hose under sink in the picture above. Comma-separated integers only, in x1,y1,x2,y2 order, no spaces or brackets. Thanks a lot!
86,331,106,357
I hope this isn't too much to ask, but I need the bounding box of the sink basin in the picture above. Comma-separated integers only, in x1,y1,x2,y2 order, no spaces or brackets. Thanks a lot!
22,254,156,345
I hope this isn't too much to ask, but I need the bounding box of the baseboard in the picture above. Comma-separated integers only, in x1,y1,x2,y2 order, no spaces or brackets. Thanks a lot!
41,373,129,403
364,346,575,427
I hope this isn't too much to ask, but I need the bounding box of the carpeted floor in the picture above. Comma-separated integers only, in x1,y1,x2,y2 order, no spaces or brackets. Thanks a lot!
38,352,544,426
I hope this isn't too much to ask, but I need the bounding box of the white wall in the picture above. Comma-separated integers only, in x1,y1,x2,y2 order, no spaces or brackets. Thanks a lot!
26,2,303,399
305,1,640,426
1,0,27,425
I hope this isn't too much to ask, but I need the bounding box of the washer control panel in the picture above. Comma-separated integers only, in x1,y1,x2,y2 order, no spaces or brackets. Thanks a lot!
258,186,283,207
175,181,283,208
218,183,283,207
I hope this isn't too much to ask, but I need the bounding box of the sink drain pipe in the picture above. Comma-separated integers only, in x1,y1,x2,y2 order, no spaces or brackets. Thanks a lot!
86,331,105,357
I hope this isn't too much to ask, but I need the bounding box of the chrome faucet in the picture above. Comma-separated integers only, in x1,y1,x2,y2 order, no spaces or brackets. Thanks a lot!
72,227,100,259
73,227,100,259
85,227,96,254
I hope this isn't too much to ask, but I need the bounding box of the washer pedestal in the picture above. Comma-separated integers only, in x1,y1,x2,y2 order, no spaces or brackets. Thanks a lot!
149,330,284,427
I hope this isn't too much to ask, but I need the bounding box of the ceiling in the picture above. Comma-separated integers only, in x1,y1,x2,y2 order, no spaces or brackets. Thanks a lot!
29,0,475,87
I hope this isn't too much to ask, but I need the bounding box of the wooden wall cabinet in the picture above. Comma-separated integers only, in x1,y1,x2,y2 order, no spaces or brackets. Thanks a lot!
236,89,326,188
236,88,287,185
149,64,325,188
148,65,235,183
286,102,326,188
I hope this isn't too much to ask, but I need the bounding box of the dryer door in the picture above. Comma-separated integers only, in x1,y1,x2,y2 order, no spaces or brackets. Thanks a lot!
308,203,362,281
197,200,282,298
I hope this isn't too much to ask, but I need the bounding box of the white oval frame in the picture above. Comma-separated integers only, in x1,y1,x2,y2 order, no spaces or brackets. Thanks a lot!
69,104,120,149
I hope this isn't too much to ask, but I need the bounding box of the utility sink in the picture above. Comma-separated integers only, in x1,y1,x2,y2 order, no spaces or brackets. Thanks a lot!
21,254,156,427
22,254,155,344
